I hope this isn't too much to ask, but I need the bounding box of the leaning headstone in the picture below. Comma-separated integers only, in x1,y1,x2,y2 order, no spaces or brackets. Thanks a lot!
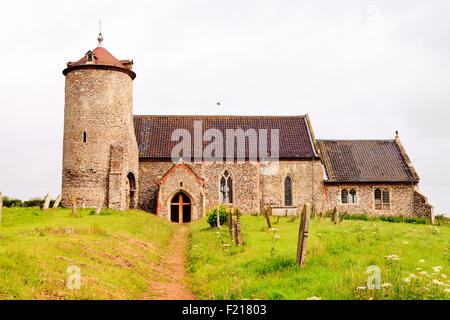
95,198,103,215
331,207,338,225
71,196,77,216
43,192,51,210
296,203,311,267
0,192,3,231
339,211,348,223
53,194,61,208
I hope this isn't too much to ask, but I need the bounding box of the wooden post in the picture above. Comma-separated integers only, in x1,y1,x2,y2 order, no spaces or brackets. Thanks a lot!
71,196,77,216
227,208,233,238
264,206,272,229
235,208,243,246
0,192,3,232
216,207,222,229
53,194,61,208
43,192,51,210
296,203,311,267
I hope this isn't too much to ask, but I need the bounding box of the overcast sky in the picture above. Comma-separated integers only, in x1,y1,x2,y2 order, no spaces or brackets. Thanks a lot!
0,0,449,215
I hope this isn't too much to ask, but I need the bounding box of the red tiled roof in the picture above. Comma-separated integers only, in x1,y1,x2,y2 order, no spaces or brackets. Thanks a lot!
317,140,417,183
134,115,317,159
63,46,136,79
67,47,126,68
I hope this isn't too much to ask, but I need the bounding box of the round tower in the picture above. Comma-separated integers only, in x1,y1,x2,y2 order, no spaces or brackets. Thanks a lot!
61,34,139,210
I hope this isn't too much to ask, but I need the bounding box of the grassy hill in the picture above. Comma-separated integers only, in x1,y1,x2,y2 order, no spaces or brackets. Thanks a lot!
0,207,173,299
189,216,449,300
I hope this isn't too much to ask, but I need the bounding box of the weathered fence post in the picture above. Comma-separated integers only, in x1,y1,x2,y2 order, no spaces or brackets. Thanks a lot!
264,206,272,229
0,192,3,232
216,207,222,229
43,192,51,210
53,194,61,208
95,198,103,215
296,203,311,267
227,208,233,239
331,207,338,225
71,196,77,216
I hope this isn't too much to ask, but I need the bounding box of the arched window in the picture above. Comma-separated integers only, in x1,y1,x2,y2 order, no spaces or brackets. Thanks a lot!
220,171,233,203
382,188,390,210
374,188,390,210
284,176,292,206
374,188,382,210
349,189,357,204
341,188,348,204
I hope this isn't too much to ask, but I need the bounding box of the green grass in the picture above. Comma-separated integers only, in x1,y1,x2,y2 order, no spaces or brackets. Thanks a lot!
189,216,450,300
0,207,173,299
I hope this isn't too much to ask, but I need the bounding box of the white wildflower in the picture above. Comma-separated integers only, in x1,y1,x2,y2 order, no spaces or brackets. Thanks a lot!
409,274,417,279
419,259,425,263
402,241,408,245
274,235,280,239
356,286,366,290
223,244,231,247
432,279,444,286
306,296,321,300
432,266,442,273
269,228,278,231
416,268,423,271
418,271,428,276
381,283,392,288
441,274,447,279
444,288,450,293
403,278,411,283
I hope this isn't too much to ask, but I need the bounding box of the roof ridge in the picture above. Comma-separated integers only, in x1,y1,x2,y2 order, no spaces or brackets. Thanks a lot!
133,115,306,118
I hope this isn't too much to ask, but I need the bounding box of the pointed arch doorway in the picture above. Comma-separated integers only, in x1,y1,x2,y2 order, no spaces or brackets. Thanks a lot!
170,192,192,223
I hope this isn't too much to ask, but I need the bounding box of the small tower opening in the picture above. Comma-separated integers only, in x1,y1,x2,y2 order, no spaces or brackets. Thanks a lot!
83,131,87,143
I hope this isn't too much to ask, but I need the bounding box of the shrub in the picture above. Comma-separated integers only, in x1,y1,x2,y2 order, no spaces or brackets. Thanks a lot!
207,204,228,227
1,196,23,208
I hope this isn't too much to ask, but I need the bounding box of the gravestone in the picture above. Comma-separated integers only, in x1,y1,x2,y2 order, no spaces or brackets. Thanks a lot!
296,203,311,267
227,209,233,239
264,206,272,229
331,207,338,225
53,194,61,208
43,192,51,210
71,196,77,216
339,211,348,223
216,207,222,229
95,198,103,215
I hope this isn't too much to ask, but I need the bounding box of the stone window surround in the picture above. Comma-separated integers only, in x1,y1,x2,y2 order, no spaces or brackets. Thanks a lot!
339,186,359,205
283,174,294,206
219,170,234,204
373,186,391,211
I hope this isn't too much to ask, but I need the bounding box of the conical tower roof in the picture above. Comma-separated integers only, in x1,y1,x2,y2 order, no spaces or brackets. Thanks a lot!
63,39,136,79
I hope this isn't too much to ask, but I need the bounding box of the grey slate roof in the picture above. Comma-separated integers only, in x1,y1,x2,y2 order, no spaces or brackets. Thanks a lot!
317,139,417,183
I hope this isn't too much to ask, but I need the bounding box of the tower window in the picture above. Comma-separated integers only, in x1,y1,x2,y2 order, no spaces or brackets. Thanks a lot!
83,131,87,143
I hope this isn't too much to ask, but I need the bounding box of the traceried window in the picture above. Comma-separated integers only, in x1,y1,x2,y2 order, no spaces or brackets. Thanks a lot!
220,171,233,203
284,176,292,206
341,188,348,204
375,188,390,210
349,189,357,204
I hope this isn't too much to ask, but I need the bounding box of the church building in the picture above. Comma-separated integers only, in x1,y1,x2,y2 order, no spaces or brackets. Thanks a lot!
60,35,434,223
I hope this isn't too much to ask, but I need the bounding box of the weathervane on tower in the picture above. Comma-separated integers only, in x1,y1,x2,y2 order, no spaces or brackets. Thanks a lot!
98,20,103,47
